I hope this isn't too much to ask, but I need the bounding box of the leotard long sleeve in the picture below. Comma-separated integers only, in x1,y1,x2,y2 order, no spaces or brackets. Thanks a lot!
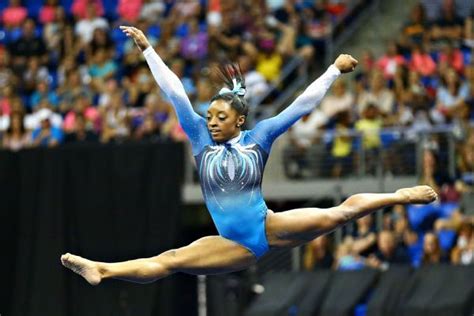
143,46,340,258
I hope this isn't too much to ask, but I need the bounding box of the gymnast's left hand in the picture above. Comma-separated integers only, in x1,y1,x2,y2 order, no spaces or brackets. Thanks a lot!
334,54,358,73
119,26,151,51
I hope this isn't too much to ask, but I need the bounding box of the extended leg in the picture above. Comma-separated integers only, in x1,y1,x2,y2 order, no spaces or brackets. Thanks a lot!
266,185,437,248
61,236,256,285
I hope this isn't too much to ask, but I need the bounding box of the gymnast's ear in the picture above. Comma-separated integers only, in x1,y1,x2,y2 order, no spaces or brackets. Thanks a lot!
236,115,246,128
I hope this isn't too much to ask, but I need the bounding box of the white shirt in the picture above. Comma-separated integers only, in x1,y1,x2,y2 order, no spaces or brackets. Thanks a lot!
75,17,109,43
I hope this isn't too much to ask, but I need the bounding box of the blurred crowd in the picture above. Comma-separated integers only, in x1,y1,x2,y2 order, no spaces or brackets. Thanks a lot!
0,0,355,150
285,0,474,179
298,0,474,272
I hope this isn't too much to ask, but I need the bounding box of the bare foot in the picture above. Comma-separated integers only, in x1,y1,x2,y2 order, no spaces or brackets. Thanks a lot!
396,185,438,204
61,253,102,285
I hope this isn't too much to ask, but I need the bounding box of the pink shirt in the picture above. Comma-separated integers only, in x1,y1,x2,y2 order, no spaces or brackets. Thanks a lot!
39,6,56,24
72,0,104,19
63,107,100,132
2,7,28,28
117,0,142,22
439,50,464,74
410,52,436,76
0,98,11,116
377,55,406,79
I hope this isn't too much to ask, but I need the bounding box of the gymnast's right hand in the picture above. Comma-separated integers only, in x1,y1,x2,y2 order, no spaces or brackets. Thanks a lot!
119,26,151,51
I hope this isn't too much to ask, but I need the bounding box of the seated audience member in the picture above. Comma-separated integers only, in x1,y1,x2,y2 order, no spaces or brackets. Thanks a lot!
334,237,366,270
303,235,334,270
451,223,474,265
421,232,450,265
72,0,104,20
320,79,354,118
74,3,108,44
433,68,469,123
351,215,377,257
134,114,161,142
366,230,411,270
410,44,437,77
64,114,98,143
330,111,353,178
357,70,395,118
2,113,30,151
31,111,64,147
429,0,463,44
402,3,429,44
284,110,327,178
8,19,48,74
355,104,383,174
100,93,130,143
2,0,28,29
376,42,406,80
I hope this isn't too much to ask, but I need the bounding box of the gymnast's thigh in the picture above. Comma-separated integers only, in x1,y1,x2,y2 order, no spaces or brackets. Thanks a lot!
171,236,257,275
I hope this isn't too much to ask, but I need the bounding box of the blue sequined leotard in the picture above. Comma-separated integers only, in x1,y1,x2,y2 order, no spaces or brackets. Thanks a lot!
143,47,340,258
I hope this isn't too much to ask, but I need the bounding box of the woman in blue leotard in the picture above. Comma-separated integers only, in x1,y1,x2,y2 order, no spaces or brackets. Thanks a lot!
61,26,437,285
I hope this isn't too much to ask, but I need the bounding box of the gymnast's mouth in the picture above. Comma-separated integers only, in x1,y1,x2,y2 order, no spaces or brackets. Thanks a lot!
210,130,221,135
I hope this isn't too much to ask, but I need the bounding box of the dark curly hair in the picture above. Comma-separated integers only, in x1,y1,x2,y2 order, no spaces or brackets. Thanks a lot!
210,64,248,116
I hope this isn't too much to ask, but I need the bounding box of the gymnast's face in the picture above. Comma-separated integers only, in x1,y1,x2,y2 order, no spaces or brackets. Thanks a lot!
207,100,245,143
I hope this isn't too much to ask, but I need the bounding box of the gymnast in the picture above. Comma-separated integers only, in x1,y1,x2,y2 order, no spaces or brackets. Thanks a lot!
61,26,437,285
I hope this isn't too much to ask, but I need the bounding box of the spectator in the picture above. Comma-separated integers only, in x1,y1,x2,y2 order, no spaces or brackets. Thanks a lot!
30,80,59,110
194,78,214,117
355,105,383,167
1,0,28,29
438,42,464,74
334,237,366,270
303,235,334,270
8,19,48,73
62,96,100,133
0,50,14,91
429,0,463,44
410,44,437,77
330,111,353,178
43,6,73,61
238,55,270,108
134,114,161,142
64,113,98,143
25,100,63,130
72,0,104,19
421,232,449,265
139,0,166,23
100,93,130,143
402,3,429,45
117,0,143,23
86,28,114,60
366,230,411,270
320,79,354,118
31,109,64,147
284,110,327,178
89,49,118,91
74,3,109,44
180,19,208,62
419,147,454,197
451,223,474,265
2,113,30,151
39,0,60,25
22,57,50,99
351,215,377,257
357,70,395,118
433,67,469,122
376,41,406,80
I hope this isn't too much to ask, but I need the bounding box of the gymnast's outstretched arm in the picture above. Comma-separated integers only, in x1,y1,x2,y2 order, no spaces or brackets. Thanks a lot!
249,54,358,152
120,26,209,152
